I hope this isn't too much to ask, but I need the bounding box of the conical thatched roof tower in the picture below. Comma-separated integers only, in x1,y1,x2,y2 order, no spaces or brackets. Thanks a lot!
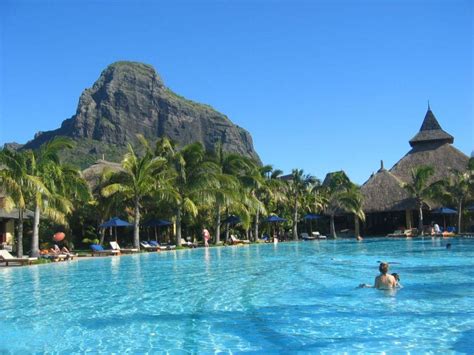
361,107,469,234
390,107,468,183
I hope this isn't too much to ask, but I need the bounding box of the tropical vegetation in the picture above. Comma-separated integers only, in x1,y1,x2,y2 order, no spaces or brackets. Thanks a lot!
0,137,473,255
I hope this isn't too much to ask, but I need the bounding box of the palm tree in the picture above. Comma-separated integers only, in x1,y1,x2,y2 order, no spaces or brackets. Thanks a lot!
441,168,472,233
403,165,437,235
28,137,88,257
338,184,365,238
316,171,352,238
156,140,218,247
248,165,284,240
0,149,45,257
286,169,317,240
208,143,249,244
102,137,168,249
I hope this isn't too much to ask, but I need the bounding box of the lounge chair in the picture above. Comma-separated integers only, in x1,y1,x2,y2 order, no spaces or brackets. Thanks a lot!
229,235,250,245
90,244,120,256
140,241,159,251
300,232,316,240
312,231,327,239
149,240,176,250
181,238,197,248
0,250,37,266
109,241,139,254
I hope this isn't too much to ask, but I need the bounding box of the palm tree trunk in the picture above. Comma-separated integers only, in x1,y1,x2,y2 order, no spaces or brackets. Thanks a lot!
215,204,221,244
17,208,24,258
133,200,140,249
176,207,182,246
354,215,360,238
418,203,424,235
254,209,260,241
226,223,230,241
31,203,40,257
458,200,463,233
293,200,298,240
330,214,337,238
99,224,106,245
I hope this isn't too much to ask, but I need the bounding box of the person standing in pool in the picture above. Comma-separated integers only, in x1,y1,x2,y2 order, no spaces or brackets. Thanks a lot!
374,262,397,289
202,228,210,247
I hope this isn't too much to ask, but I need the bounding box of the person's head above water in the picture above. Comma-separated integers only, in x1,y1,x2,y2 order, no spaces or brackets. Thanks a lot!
379,262,389,275
391,273,400,282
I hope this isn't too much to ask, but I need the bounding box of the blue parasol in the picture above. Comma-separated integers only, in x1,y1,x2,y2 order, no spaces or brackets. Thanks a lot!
99,217,132,242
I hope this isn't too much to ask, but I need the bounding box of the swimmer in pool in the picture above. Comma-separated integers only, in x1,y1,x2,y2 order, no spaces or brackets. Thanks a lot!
374,262,397,290
391,273,403,288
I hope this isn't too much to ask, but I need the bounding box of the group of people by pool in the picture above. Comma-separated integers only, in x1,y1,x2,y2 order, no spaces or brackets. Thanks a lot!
359,262,403,289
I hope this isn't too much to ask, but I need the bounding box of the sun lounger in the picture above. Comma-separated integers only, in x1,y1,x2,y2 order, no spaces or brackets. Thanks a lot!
109,241,139,254
149,240,176,250
181,239,198,248
229,235,250,245
90,244,120,256
300,232,316,240
312,231,327,239
140,241,159,251
0,250,37,266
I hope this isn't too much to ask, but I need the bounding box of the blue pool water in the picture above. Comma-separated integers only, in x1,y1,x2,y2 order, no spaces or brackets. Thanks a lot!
1,238,473,353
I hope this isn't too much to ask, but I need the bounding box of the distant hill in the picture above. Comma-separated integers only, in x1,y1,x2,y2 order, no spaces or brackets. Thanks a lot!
11,61,260,167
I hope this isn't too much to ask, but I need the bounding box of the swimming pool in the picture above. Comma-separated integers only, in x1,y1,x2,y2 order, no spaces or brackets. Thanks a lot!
1,238,473,353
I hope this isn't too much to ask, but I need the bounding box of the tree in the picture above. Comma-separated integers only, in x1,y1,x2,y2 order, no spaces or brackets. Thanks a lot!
102,137,168,249
286,169,317,240
441,167,472,233
29,137,89,257
318,171,352,238
403,166,437,235
156,140,218,247
208,143,249,244
338,183,365,238
0,149,45,257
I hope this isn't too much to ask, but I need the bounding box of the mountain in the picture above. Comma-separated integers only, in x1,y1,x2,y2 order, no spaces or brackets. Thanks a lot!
18,61,260,167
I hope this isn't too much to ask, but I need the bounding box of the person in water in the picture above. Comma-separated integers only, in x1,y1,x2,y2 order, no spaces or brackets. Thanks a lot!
374,262,397,289
391,273,403,288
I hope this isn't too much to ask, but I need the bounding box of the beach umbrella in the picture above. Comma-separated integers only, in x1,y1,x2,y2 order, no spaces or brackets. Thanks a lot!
264,215,287,223
53,232,65,242
142,219,172,241
302,213,323,234
466,205,474,212
99,217,133,242
431,207,457,230
264,215,287,238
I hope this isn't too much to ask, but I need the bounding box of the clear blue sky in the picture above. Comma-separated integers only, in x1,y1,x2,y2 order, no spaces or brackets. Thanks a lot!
1,0,472,184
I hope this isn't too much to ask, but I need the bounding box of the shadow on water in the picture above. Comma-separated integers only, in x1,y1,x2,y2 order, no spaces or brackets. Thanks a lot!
451,328,474,354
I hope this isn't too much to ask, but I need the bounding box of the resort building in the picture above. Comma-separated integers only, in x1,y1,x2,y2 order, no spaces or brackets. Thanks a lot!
0,195,34,251
360,107,470,235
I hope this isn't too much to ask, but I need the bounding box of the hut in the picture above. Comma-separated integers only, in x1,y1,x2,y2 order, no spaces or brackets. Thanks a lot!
81,159,123,189
361,107,469,235
0,194,34,250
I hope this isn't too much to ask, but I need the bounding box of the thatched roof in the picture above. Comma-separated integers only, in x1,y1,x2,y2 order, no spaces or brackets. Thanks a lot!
0,208,34,219
361,165,416,212
0,194,35,219
322,171,350,187
409,108,453,147
390,143,469,184
81,159,123,188
361,107,469,213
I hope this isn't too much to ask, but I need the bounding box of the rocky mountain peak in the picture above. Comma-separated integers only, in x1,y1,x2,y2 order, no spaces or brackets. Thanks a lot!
22,61,260,167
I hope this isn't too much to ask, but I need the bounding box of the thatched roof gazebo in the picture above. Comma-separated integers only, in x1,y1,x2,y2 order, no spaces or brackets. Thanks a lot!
361,162,415,213
81,159,123,189
361,106,469,235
